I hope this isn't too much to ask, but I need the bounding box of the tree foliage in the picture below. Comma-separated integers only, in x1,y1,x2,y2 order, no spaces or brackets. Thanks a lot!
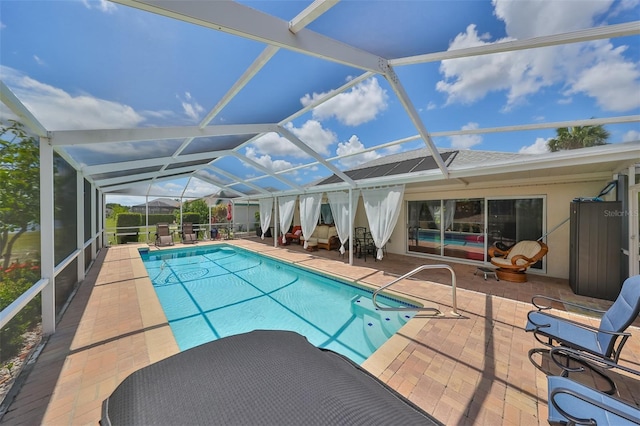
547,124,610,152
0,121,40,269
106,203,129,218
179,199,209,223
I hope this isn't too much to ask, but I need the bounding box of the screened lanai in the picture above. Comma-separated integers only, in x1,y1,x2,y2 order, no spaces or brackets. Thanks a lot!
1,1,640,415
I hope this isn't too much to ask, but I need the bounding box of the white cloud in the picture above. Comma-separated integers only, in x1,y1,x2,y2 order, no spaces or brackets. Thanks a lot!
449,122,483,149
82,0,117,14
519,137,550,154
565,42,640,111
33,55,45,66
437,1,640,113
178,92,204,122
244,146,294,172
249,121,337,160
301,77,388,126
426,101,437,111
336,135,381,168
284,120,336,156
492,0,612,38
249,132,297,157
622,129,640,142
1,65,145,130
183,177,220,198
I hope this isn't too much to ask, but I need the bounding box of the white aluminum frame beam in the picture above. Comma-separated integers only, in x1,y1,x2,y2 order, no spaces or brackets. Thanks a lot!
276,125,356,186
391,21,640,66
0,81,48,137
289,0,339,33
230,151,305,192
112,0,386,73
49,123,274,146
95,164,205,187
40,137,55,334
171,46,281,161
197,166,272,196
383,65,449,177
82,150,231,175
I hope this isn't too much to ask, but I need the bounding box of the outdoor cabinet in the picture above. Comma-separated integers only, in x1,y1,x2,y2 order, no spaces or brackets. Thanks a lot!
569,201,622,301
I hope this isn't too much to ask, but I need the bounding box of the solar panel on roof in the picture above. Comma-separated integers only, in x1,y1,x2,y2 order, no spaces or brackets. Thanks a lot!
413,153,450,172
315,152,457,186
381,158,422,175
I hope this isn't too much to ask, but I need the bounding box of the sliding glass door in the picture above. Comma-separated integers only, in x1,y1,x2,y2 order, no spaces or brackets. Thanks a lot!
486,198,544,268
408,196,544,267
408,198,484,261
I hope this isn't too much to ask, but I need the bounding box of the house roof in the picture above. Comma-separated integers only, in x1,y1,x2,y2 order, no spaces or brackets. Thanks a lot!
133,198,180,208
1,1,638,202
311,143,639,194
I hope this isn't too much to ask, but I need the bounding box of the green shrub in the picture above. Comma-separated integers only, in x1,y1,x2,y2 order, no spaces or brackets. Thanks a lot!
0,261,41,362
116,213,142,244
147,214,175,226
181,212,201,225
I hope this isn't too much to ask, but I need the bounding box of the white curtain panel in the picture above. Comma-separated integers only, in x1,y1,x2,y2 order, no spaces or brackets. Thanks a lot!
299,193,323,249
327,190,358,254
278,195,297,244
362,185,405,260
444,200,456,230
259,198,273,240
428,200,456,231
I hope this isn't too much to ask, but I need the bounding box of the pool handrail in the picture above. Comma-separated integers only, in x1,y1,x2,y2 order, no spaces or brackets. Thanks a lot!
372,264,458,316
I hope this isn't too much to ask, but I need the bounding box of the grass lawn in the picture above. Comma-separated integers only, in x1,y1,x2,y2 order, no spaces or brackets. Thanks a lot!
3,231,40,265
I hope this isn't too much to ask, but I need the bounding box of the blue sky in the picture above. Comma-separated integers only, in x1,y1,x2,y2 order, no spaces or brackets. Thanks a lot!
1,0,639,204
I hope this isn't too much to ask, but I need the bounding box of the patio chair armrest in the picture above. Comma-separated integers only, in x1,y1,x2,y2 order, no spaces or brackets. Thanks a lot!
550,347,640,377
529,310,618,335
549,385,640,425
488,245,508,258
530,294,607,314
509,254,534,265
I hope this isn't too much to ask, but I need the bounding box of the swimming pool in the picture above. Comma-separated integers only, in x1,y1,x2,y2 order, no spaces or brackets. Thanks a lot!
410,229,485,260
139,245,417,364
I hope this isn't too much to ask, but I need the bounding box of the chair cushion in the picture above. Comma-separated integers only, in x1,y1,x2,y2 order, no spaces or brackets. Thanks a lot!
313,225,329,239
526,311,604,355
548,376,640,425
507,241,542,264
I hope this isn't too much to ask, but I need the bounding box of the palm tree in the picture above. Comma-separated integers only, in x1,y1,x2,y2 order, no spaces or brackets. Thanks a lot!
547,124,610,152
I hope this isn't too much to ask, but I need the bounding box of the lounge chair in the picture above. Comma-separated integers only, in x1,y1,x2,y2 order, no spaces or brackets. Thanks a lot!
182,222,197,244
526,274,640,394
101,330,443,426
547,347,640,425
488,240,548,282
285,225,302,245
155,223,174,247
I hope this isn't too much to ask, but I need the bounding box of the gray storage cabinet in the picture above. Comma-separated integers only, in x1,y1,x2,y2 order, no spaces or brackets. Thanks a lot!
569,201,622,301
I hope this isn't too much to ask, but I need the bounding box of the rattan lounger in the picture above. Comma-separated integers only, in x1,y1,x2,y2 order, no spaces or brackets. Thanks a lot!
101,330,442,426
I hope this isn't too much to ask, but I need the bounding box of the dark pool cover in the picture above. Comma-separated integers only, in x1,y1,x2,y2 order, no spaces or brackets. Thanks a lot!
101,330,442,426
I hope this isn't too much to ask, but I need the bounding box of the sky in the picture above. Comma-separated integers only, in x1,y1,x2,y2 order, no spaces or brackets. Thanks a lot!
1,0,639,205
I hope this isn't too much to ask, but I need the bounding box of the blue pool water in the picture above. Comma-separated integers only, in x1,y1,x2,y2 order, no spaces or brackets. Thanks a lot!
139,245,417,364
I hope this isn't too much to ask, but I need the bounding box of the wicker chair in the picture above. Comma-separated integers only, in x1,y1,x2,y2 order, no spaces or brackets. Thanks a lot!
488,240,548,282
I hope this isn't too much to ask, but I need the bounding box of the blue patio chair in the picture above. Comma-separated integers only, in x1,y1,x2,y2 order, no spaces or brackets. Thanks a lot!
525,275,640,394
547,347,640,425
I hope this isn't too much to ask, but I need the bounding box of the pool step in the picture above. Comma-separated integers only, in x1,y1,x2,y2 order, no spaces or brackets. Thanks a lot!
362,314,388,351
351,296,412,351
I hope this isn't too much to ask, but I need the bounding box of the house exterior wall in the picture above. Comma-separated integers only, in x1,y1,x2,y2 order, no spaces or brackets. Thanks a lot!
353,177,612,280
